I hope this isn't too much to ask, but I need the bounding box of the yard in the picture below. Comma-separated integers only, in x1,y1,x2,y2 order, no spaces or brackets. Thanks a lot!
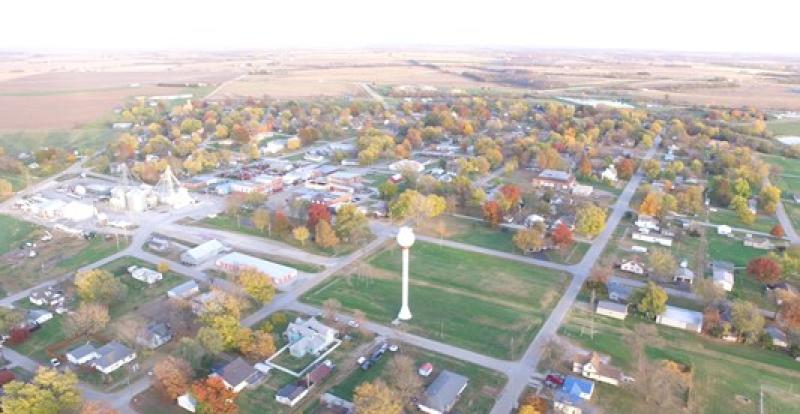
708,208,778,234
197,213,369,258
302,241,571,359
10,316,67,361
417,215,589,265
0,233,127,295
761,154,800,196
98,256,189,319
767,120,800,136
0,214,38,255
559,308,800,414
329,345,507,414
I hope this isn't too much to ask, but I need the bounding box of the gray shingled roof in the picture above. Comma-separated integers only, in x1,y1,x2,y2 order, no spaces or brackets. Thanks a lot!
422,370,469,412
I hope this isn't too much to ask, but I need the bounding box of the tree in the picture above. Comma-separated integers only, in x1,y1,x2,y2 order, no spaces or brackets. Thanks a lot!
631,282,668,319
731,300,765,343
80,401,119,414
273,211,291,236
236,269,275,303
196,327,225,355
65,303,110,336
353,380,402,414
307,203,332,228
192,376,238,414
575,203,607,237
615,158,636,180
239,329,276,360
174,337,208,374
334,204,370,243
389,190,445,223
771,224,785,238
74,269,127,305
154,357,192,400
0,178,12,196
482,201,502,228
551,222,574,248
639,192,663,217
499,184,522,211
322,298,341,321
648,248,677,281
513,227,544,253
692,278,726,305
251,208,271,234
378,181,398,200
2,368,81,414
0,308,22,334
577,155,592,178
224,193,246,226
387,355,422,406
643,159,661,180
293,226,310,246
315,220,340,249
760,184,781,214
157,261,170,274
746,256,782,285
779,294,800,329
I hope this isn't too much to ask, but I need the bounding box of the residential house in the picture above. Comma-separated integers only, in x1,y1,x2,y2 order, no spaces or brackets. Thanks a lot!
744,236,774,250
136,321,173,349
276,383,309,407
418,370,469,414
327,171,362,187
532,170,576,191
717,225,732,236
524,214,545,228
553,390,585,414
572,184,593,197
607,281,633,302
127,266,163,285
285,318,338,358
177,394,197,413
634,215,660,232
92,341,136,375
673,267,695,284
601,164,618,182
619,260,645,275
712,261,735,292
561,376,595,400
595,300,628,320
66,343,99,365
215,252,298,286
214,357,261,393
572,352,623,386
181,239,226,265
168,280,200,300
656,306,704,333
632,232,673,247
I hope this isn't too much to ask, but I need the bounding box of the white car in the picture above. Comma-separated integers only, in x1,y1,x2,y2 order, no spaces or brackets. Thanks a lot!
347,320,360,328
50,358,61,368
389,344,399,352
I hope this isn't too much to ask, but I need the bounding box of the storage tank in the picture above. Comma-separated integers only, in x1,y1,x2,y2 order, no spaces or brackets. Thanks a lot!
126,189,146,212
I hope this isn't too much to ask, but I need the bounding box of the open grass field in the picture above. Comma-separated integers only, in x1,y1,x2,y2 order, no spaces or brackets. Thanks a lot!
303,241,570,359
0,234,127,295
10,316,66,361
761,154,800,196
329,345,507,414
560,308,800,414
0,214,38,255
418,216,589,265
767,120,800,136
705,233,765,268
708,208,778,234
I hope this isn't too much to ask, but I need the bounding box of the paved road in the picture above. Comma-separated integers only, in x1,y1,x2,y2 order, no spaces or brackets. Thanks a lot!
489,138,661,414
775,197,800,243
359,83,388,109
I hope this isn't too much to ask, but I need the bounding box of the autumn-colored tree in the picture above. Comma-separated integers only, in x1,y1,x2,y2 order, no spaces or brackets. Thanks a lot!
638,192,663,217
759,184,781,215
771,224,785,238
80,401,119,414
239,329,277,360
0,178,12,196
157,261,170,274
65,303,110,337
648,248,677,281
731,300,765,343
631,282,668,319
251,207,271,234
315,220,340,249
236,269,275,303
8,326,30,345
514,227,544,253
577,155,592,178
746,256,782,285
292,226,310,246
273,211,291,235
0,307,23,334
482,201,502,228
154,357,192,400
615,158,636,180
307,203,332,228
778,294,800,329
74,269,127,305
334,203,370,243
499,184,522,209
192,376,238,414
692,278,726,305
551,222,574,248
224,193,247,226
322,298,342,322
387,355,422,407
575,203,607,237
518,394,548,414
2,368,82,414
353,380,402,414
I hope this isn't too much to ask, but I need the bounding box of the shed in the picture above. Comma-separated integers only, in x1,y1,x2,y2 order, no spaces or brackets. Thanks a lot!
418,370,469,414
595,300,628,320
215,252,298,286
181,240,226,265
656,306,703,333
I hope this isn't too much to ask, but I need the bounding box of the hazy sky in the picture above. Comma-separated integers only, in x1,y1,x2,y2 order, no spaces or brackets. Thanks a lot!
4,0,799,55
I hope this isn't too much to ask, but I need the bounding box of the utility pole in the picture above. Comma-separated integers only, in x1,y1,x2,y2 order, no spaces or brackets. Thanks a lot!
760,384,764,414
590,288,596,340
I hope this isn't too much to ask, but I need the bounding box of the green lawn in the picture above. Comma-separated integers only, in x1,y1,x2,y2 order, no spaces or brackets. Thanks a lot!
708,208,778,234
0,122,116,155
99,257,188,319
560,308,800,414
760,154,800,195
0,214,38,255
767,120,800,136
705,233,765,268
11,316,66,361
785,203,800,233
303,241,570,359
199,213,367,258
330,345,507,414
